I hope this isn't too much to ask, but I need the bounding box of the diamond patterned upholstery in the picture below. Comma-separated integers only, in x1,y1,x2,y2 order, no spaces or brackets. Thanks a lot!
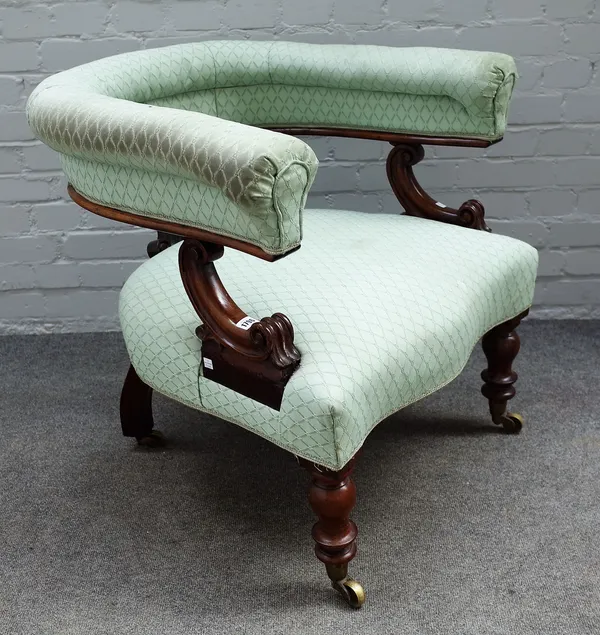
27,40,533,470
120,209,538,471
27,41,517,254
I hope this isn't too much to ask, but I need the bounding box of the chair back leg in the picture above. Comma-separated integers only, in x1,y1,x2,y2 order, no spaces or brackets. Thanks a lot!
120,364,165,447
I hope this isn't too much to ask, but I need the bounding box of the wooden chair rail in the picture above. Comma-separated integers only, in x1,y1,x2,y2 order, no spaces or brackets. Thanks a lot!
269,126,495,148
67,185,292,262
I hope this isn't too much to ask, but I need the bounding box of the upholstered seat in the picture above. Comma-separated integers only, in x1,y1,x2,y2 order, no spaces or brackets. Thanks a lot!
120,208,537,470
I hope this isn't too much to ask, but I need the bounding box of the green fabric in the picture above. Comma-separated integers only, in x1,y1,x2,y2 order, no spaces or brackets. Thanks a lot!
214,86,489,138
28,93,316,255
27,41,517,253
146,41,517,139
119,208,538,471
60,155,310,254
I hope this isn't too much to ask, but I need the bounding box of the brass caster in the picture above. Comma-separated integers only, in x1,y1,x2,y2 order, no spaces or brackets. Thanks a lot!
136,430,166,448
332,577,365,609
494,413,524,434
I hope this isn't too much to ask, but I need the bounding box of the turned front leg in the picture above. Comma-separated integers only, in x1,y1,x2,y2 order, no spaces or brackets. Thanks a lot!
481,310,528,433
299,457,365,608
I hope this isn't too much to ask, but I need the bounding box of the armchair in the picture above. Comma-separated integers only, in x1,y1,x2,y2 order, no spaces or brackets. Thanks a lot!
28,41,538,609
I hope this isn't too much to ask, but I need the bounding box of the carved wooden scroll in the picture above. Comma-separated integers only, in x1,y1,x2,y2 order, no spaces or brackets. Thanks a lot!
386,143,490,231
178,239,301,410
147,231,182,258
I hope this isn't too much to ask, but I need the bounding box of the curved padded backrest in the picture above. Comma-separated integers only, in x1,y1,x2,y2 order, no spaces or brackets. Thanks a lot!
27,41,517,255
146,41,517,141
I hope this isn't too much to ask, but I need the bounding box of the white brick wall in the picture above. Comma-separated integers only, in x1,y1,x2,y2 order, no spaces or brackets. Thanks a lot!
1,0,600,332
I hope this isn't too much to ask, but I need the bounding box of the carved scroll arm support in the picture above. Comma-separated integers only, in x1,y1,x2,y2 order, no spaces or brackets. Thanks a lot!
178,239,301,410
386,142,490,232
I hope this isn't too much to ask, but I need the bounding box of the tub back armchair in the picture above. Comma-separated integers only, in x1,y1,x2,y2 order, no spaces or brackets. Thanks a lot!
28,41,538,609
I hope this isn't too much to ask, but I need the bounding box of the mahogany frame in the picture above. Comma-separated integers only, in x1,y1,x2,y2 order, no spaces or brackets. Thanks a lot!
269,126,494,147
68,185,291,262
179,239,300,409
70,126,529,608
386,143,489,231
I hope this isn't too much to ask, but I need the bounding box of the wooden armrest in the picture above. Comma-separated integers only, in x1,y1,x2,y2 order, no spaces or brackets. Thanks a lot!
386,143,490,231
69,186,301,410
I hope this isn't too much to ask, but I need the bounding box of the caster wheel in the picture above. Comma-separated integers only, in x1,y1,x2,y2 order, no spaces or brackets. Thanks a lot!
332,577,365,609
501,413,523,434
136,430,166,448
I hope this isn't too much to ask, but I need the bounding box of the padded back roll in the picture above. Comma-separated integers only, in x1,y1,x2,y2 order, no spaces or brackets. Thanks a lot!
27,41,517,255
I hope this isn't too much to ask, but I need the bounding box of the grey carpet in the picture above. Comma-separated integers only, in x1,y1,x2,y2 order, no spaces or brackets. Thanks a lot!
0,321,599,635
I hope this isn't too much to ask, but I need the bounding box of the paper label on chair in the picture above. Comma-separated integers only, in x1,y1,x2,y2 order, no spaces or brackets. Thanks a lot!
235,316,259,330
203,358,214,370
435,201,447,208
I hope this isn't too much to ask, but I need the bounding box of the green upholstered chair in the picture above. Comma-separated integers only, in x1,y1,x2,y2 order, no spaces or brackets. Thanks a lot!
28,41,538,609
